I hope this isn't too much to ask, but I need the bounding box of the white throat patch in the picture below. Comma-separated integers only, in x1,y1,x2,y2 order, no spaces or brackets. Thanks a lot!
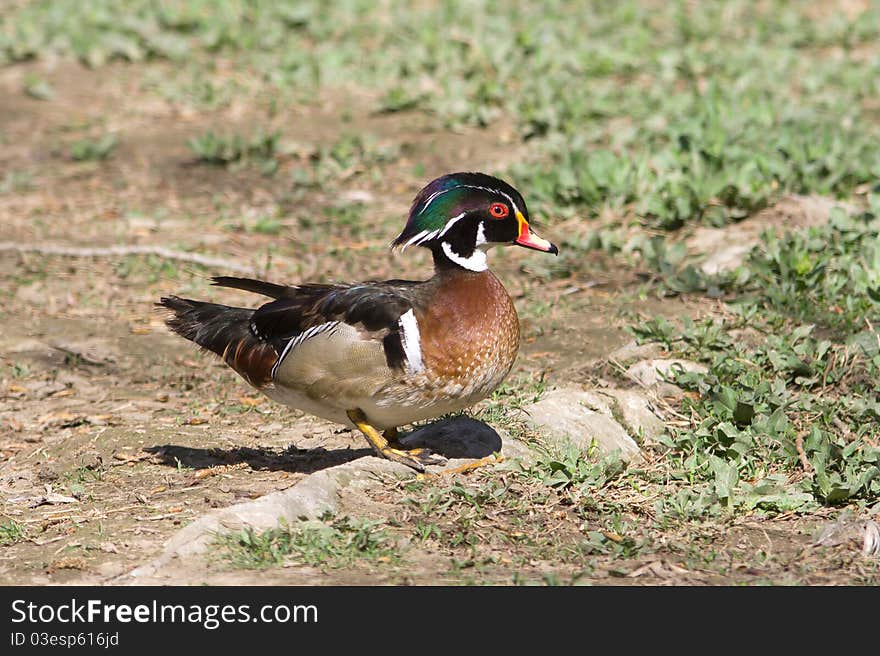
441,241,488,272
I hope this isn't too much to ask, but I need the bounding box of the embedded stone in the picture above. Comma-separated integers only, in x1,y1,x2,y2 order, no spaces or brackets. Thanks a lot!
520,387,642,462
626,359,707,388
126,456,410,578
602,389,666,442
606,340,667,365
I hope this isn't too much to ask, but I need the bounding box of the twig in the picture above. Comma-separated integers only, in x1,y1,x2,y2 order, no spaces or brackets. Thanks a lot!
865,317,880,353
29,536,65,546
821,349,836,390
134,511,187,521
0,242,257,275
48,343,109,366
795,430,813,476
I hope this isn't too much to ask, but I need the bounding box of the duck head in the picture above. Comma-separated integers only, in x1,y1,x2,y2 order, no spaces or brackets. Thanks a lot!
392,172,558,271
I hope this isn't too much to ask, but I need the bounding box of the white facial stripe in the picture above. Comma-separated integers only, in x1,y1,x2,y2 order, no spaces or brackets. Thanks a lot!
398,212,467,252
417,183,520,221
397,228,440,252
460,184,515,208
398,309,424,373
405,229,434,247
417,188,454,216
441,241,488,272
404,230,429,247
438,212,467,237
271,321,340,379
475,221,487,247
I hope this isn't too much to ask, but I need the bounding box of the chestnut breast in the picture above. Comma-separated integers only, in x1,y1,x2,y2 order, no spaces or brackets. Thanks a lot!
416,270,520,390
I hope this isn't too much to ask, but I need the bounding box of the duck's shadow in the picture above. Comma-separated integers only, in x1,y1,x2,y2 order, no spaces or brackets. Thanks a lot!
144,443,373,476
145,416,502,475
397,416,502,458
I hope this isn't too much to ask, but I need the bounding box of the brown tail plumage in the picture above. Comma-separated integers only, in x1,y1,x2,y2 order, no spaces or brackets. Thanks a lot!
157,296,277,388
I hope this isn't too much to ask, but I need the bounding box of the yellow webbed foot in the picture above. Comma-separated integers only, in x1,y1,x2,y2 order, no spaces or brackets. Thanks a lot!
348,410,445,472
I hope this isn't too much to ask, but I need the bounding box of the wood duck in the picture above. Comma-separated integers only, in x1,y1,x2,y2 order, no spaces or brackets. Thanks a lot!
159,172,557,471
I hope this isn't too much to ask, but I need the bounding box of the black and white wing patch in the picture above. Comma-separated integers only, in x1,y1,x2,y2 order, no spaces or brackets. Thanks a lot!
241,281,424,379
397,309,424,373
269,321,341,379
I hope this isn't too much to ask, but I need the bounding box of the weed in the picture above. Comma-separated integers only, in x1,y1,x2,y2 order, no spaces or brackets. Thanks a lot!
250,216,283,235
216,515,400,570
0,170,33,194
0,520,25,546
188,130,280,169
23,73,53,100
517,442,626,493
629,211,880,510
70,134,118,161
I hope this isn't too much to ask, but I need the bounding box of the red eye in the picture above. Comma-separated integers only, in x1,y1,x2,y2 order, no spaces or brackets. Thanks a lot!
489,202,509,219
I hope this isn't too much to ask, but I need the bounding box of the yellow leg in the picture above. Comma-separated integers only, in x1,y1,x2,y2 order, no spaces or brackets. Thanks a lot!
347,409,443,472
438,455,503,476
383,426,400,443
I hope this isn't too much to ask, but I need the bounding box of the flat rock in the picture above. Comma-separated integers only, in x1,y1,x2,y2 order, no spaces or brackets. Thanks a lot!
689,194,848,275
699,243,753,275
124,456,411,580
601,388,667,442
566,389,665,442
570,390,616,416
519,387,642,462
606,340,667,365
626,359,707,388
121,417,532,582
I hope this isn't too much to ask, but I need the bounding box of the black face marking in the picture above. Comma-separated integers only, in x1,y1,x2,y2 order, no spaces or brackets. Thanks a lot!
425,203,521,270
394,172,530,252
479,209,519,243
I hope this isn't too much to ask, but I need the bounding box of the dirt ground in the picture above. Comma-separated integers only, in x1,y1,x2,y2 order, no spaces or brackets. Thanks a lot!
1,60,873,586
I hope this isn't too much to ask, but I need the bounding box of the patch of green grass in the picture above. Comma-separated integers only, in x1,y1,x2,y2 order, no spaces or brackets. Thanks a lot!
736,203,880,338
472,373,547,434
224,213,286,236
404,456,651,568
115,254,185,282
630,208,880,511
188,130,280,173
625,234,727,297
70,133,118,161
299,133,400,187
0,520,26,546
516,442,627,493
378,86,427,114
250,215,283,235
321,203,364,237
216,515,400,570
6,2,880,228
23,73,53,100
0,170,34,194
144,68,239,110
62,461,103,499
